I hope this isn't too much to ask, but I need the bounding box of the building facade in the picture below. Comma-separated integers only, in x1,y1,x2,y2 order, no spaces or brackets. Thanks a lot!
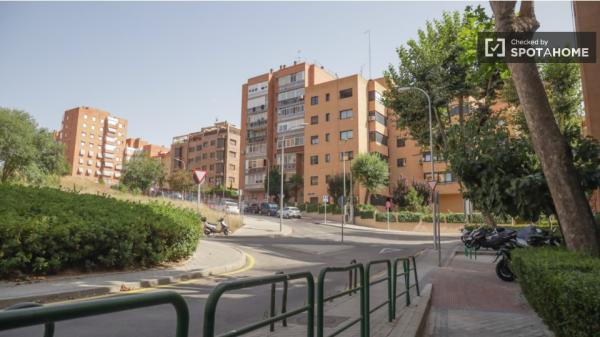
240,63,465,212
170,121,241,190
58,106,129,185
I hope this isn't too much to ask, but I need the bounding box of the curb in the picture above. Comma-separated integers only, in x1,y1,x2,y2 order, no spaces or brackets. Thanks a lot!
232,222,293,238
307,217,462,238
388,283,433,337
0,243,248,309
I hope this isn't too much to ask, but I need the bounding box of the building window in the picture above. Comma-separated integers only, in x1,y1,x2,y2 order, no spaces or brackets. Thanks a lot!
229,151,237,158
369,131,388,145
325,93,330,101
339,88,353,99
230,139,237,146
325,175,331,183
396,137,406,147
339,151,354,161
423,151,438,162
325,133,330,142
311,135,319,145
310,155,319,165
311,96,319,105
325,113,330,122
310,176,318,185
210,140,216,146
368,111,387,126
196,145,202,151
217,138,225,148
339,109,353,120
229,164,236,170
397,158,406,167
311,115,319,125
368,90,383,102
340,130,353,140
325,153,331,162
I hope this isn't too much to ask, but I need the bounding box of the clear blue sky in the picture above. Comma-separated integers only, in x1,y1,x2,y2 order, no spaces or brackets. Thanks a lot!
0,1,574,146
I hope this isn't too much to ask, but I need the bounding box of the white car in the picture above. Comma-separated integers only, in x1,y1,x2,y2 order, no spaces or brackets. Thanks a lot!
224,201,240,214
277,206,302,219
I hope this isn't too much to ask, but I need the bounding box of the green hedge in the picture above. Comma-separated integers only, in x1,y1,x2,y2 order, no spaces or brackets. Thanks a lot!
0,184,201,278
396,211,421,222
511,248,600,337
375,212,397,222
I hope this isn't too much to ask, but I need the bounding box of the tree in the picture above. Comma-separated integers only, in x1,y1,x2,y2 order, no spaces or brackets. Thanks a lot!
391,178,410,208
327,174,351,205
411,181,432,207
351,153,389,204
287,174,303,204
491,1,600,255
168,169,195,195
0,108,68,184
121,152,166,194
264,167,289,203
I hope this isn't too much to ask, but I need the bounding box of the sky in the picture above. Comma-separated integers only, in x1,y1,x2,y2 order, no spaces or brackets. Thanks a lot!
0,1,575,146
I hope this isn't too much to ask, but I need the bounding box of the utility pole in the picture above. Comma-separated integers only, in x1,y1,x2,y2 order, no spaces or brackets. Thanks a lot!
364,30,372,79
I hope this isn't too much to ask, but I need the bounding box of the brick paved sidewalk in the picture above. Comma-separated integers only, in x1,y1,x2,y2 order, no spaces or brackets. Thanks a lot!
422,254,554,337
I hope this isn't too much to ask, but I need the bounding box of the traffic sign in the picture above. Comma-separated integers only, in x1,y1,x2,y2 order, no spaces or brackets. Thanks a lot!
427,180,437,191
323,195,329,203
193,170,207,184
385,200,392,210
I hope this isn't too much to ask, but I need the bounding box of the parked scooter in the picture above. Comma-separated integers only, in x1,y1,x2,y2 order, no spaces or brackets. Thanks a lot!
203,217,230,236
494,225,561,281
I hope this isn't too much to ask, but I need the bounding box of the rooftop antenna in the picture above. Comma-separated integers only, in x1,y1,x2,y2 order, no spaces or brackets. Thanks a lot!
297,49,302,62
364,30,372,79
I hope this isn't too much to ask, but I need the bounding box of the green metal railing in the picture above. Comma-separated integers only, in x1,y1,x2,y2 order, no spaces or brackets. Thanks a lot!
364,260,393,337
317,263,366,337
392,257,411,319
203,271,315,337
408,255,421,297
0,291,189,337
270,271,289,331
4,303,55,337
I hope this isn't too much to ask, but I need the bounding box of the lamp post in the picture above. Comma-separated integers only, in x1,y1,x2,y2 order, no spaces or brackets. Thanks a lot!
397,87,437,252
280,123,308,232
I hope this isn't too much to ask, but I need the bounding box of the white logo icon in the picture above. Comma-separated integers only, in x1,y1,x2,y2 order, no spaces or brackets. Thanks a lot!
485,37,505,57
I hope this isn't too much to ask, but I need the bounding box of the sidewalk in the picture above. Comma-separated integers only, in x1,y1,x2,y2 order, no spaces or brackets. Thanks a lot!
422,253,554,337
0,240,246,309
234,215,293,237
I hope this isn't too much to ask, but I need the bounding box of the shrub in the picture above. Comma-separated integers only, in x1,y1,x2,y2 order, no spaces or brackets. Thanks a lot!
0,184,201,278
396,211,421,222
445,213,466,223
376,212,397,222
298,203,306,211
511,247,600,337
421,213,433,222
360,210,376,219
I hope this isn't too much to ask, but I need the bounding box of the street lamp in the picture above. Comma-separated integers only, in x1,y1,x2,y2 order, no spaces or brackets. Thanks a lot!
397,87,438,253
279,123,308,232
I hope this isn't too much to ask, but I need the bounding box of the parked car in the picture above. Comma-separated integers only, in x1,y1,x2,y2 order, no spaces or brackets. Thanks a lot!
260,203,279,216
224,201,240,214
244,203,260,214
277,206,301,219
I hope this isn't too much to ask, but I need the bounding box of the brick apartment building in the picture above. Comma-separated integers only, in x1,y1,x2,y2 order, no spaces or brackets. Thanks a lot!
239,63,465,212
170,121,241,190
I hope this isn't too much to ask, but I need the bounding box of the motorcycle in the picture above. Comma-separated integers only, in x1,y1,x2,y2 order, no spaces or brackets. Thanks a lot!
463,226,517,251
494,225,561,282
203,217,230,236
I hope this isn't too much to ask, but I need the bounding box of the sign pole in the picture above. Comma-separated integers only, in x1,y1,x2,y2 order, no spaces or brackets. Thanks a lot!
387,208,390,231
324,199,327,225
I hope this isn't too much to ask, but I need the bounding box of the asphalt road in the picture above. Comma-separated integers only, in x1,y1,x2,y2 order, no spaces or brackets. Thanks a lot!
2,216,459,337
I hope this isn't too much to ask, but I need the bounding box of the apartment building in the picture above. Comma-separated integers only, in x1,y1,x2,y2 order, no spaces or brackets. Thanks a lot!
170,121,241,190
58,106,128,185
240,63,465,212
125,137,169,158
240,62,336,203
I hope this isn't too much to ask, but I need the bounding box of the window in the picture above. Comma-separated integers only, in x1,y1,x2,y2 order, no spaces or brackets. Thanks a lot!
229,164,236,170
423,151,438,162
310,176,318,185
339,151,354,161
217,138,225,148
229,139,237,146
311,96,319,105
368,111,387,126
229,151,237,158
325,175,331,183
339,88,353,99
310,155,319,165
196,145,202,151
325,153,331,162
339,109,353,120
396,137,406,147
310,115,319,125
325,113,330,122
210,152,215,158
311,136,319,145
340,130,353,140
325,93,330,101
369,131,388,145
397,158,406,167
210,140,216,146
189,147,195,153
325,133,330,142
368,90,383,102
209,164,214,170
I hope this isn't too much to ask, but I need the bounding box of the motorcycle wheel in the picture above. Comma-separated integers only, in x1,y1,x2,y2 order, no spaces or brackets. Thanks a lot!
224,229,230,236
496,259,515,282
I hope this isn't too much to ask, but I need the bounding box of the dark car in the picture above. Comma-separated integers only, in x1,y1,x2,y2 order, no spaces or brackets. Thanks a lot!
245,203,260,214
260,202,279,216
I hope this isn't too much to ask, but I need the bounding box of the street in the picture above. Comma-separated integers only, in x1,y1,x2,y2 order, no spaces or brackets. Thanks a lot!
2,216,459,337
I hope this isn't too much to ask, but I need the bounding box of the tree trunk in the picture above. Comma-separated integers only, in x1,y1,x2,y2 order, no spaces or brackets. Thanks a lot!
364,191,370,205
491,1,600,255
482,210,497,229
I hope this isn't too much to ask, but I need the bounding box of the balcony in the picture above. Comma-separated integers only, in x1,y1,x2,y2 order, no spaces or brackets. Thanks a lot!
247,104,268,115
247,119,267,130
107,116,118,126
244,182,265,191
107,127,117,134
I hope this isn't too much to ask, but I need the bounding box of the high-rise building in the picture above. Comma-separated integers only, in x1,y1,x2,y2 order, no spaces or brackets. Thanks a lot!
57,106,129,185
170,121,241,190
240,63,465,212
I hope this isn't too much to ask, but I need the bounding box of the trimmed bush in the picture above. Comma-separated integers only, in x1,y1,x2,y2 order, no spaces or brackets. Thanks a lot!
511,248,600,337
0,184,201,278
445,213,466,223
298,203,306,211
421,213,433,222
376,212,397,222
306,203,319,213
395,211,421,222
360,210,376,219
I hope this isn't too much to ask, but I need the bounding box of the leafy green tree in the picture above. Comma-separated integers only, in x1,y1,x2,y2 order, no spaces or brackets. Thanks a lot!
351,153,389,204
167,169,195,194
121,152,166,194
391,178,410,208
406,187,427,213
327,174,351,205
264,167,289,203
